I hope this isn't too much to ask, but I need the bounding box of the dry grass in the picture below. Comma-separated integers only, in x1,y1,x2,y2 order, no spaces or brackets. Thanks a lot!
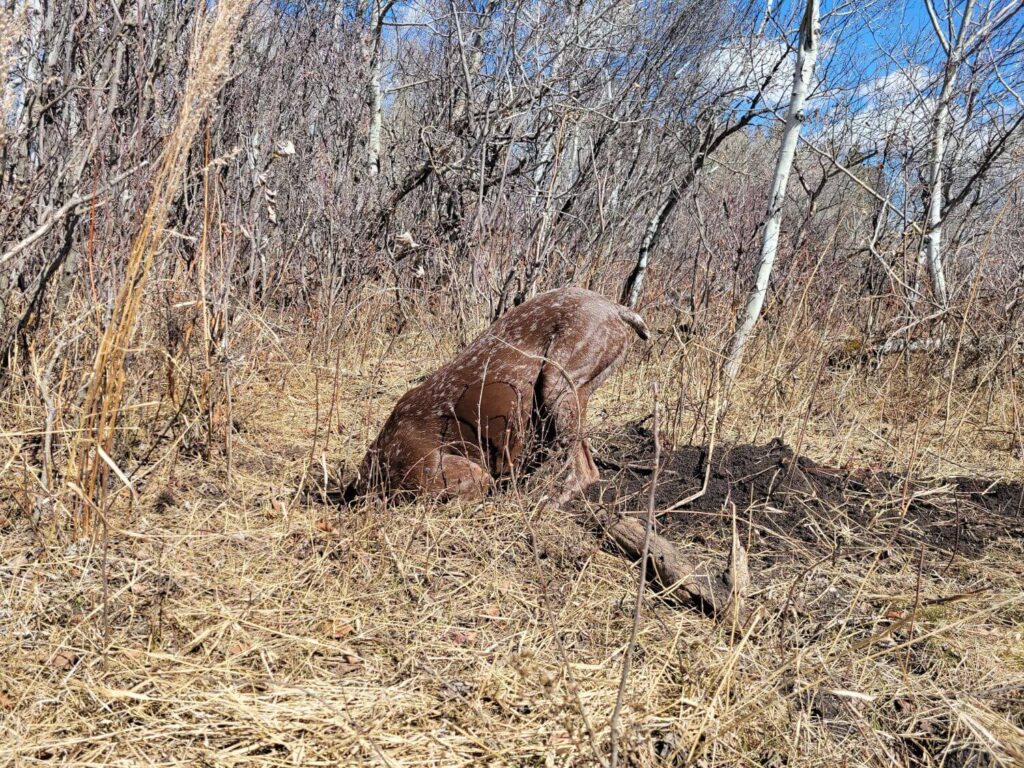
2,310,1023,767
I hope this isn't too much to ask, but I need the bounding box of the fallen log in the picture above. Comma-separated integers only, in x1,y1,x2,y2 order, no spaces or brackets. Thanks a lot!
602,514,750,623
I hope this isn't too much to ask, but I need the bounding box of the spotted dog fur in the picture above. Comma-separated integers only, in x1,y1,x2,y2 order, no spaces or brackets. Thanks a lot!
344,287,650,503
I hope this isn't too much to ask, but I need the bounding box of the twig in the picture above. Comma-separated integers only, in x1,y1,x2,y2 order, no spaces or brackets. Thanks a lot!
668,379,719,511
0,163,147,267
904,544,926,676
527,516,608,768
610,382,660,767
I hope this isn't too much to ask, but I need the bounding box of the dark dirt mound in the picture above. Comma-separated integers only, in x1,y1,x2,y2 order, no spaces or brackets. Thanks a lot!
582,431,1024,561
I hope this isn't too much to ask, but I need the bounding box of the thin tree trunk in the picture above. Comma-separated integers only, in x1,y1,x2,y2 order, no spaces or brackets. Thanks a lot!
366,0,384,179
918,0,978,309
921,71,955,308
15,0,46,171
918,0,994,308
621,189,678,308
724,0,820,383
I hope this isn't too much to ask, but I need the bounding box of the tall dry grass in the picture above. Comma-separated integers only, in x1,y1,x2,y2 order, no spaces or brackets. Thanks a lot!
70,0,251,532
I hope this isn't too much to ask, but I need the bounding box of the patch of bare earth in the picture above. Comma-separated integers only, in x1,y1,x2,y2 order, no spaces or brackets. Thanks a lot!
578,424,1024,765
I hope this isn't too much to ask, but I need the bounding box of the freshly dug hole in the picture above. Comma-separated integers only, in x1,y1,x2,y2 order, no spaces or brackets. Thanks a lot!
581,432,1024,562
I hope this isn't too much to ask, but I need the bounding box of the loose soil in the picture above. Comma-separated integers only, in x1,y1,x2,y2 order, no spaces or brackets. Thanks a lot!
582,426,1024,563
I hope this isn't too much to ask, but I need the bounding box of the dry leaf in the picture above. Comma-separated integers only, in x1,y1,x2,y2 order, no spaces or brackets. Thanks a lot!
538,669,558,687
330,649,362,674
50,651,76,671
396,230,419,249
0,692,14,710
316,518,336,534
227,642,249,656
273,139,295,158
325,619,354,640
448,630,478,647
481,605,501,619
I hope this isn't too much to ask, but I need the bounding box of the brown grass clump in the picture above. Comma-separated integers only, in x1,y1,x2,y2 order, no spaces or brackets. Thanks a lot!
2,316,1022,766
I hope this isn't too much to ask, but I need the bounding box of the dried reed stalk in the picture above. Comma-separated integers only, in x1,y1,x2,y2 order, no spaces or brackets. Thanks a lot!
71,0,250,531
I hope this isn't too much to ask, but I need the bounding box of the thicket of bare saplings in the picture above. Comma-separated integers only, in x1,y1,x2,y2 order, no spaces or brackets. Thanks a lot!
1,0,1023,764
3,0,1024,485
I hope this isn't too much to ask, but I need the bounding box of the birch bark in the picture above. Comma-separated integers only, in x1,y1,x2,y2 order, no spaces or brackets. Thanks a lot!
919,0,978,308
366,0,384,179
724,0,820,383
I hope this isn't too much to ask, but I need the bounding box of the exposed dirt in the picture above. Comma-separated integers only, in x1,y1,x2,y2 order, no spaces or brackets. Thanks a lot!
572,424,1024,765
582,426,1024,562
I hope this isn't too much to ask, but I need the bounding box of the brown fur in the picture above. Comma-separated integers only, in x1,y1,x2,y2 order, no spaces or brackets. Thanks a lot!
345,287,649,503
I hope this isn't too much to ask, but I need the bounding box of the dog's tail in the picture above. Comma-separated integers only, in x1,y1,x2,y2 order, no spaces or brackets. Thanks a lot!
617,306,651,341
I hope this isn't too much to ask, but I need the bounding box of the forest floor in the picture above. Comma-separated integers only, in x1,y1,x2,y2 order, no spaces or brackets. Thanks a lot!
1,327,1023,766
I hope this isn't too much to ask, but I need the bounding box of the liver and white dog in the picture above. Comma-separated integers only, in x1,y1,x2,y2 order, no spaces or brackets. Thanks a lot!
344,287,649,503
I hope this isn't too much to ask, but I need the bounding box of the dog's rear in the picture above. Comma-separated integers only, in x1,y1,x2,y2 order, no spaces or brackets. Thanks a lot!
340,287,651,505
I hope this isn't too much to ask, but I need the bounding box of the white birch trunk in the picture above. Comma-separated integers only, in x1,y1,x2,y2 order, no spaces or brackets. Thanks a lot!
15,0,46,170
533,133,557,193
918,0,984,308
917,0,975,308
922,85,951,307
723,0,820,383
622,190,678,308
366,0,383,179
